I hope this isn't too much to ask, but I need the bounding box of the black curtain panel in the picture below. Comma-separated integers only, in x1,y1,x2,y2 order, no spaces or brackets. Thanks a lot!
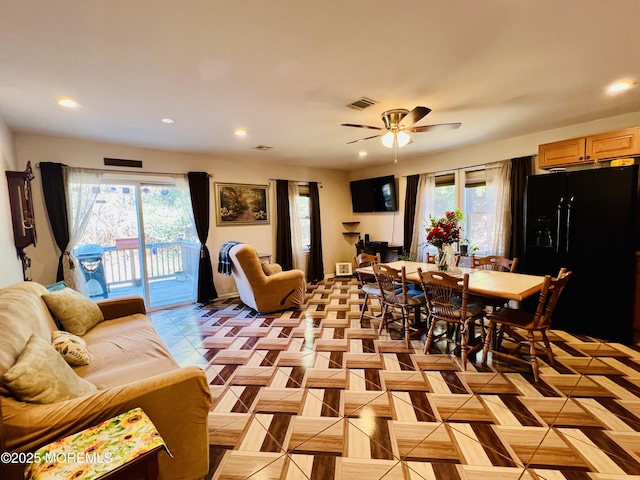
40,162,70,281
403,174,419,254
307,182,324,282
508,155,533,261
187,172,218,304
275,180,293,270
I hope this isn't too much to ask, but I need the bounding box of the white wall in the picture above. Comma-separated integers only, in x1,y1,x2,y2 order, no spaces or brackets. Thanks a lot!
12,132,354,296
9,110,640,293
0,116,23,287
349,111,640,246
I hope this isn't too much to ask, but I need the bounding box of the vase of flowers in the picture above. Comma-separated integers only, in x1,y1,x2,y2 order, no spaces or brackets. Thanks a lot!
426,210,463,271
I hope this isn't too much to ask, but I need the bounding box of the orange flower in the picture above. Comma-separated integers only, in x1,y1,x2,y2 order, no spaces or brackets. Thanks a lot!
65,465,90,480
84,439,107,455
122,413,143,427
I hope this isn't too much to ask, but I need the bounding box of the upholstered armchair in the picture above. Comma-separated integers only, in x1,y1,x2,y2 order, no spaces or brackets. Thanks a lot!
228,244,306,313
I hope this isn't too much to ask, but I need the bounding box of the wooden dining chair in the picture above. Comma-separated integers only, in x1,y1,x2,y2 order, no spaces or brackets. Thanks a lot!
353,253,382,326
425,251,462,266
470,254,519,311
372,264,425,347
481,268,571,382
417,269,486,369
470,254,518,272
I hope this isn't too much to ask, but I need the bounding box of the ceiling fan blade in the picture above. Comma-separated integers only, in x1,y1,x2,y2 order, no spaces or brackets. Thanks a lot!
341,123,384,131
399,106,432,128
346,134,383,144
408,122,462,133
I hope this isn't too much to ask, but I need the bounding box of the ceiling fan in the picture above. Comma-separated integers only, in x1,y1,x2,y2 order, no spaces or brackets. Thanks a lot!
341,106,461,149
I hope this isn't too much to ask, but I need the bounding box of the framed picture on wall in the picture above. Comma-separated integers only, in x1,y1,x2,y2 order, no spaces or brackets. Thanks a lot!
215,183,269,226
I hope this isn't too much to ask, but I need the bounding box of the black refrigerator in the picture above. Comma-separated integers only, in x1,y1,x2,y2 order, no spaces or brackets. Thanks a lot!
523,164,639,343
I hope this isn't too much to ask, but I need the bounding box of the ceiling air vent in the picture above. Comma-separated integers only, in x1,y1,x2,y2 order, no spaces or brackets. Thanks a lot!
253,145,273,151
346,97,378,111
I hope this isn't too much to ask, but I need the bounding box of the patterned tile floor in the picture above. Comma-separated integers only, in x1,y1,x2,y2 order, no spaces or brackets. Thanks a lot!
148,277,640,480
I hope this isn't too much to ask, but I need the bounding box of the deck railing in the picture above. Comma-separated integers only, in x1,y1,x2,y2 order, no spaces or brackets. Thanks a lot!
102,240,200,287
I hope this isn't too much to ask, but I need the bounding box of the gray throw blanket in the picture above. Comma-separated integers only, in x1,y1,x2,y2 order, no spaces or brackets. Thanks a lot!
218,241,242,276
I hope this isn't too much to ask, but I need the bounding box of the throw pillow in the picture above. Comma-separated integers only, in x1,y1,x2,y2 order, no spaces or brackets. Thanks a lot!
45,281,69,329
261,262,283,276
3,334,97,404
41,288,104,336
51,331,90,366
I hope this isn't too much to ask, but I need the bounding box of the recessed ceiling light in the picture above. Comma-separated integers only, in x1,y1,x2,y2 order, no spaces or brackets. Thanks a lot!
234,129,247,136
358,151,367,157
57,98,80,108
607,81,633,93
161,118,175,124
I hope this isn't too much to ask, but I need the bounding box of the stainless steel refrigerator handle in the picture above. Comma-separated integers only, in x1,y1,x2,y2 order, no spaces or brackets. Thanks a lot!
556,197,564,254
566,196,575,253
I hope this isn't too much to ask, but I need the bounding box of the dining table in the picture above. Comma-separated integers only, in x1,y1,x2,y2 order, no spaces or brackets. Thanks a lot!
355,260,546,302
355,260,547,345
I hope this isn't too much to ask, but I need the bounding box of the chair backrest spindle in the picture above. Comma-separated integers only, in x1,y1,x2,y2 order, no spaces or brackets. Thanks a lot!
471,255,518,272
354,253,381,285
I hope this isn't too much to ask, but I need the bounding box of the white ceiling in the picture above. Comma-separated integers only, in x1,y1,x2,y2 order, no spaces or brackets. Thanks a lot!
1,1,640,171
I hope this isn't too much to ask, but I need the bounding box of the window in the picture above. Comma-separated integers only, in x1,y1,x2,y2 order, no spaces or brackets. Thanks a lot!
422,173,457,255
464,170,489,254
71,176,199,309
296,184,311,252
434,173,455,220
422,168,497,256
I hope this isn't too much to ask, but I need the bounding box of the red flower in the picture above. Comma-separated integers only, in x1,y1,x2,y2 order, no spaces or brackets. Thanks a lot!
425,210,463,249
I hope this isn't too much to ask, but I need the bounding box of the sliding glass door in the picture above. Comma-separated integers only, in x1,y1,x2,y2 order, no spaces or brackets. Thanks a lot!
73,177,198,310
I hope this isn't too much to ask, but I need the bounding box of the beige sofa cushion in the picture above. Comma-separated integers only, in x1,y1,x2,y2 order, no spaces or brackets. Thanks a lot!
3,335,97,404
0,282,58,381
74,314,180,389
42,288,104,336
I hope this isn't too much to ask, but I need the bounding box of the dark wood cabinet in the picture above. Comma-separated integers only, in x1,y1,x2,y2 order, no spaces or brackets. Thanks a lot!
6,161,36,279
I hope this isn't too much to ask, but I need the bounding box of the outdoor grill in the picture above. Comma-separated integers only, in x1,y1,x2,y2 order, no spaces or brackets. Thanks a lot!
73,243,108,299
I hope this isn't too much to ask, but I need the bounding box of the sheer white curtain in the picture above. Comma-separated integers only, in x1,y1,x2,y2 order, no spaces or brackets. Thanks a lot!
410,173,436,262
288,181,305,272
485,160,512,256
64,168,104,293
174,176,200,302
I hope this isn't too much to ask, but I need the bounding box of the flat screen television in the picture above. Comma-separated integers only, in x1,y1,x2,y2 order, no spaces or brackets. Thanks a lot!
350,175,398,212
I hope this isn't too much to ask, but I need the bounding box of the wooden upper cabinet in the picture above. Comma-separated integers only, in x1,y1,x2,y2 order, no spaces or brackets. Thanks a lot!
538,127,640,169
538,137,586,169
586,127,640,161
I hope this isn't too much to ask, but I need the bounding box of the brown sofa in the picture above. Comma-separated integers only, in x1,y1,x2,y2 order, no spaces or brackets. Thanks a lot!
0,282,211,480
229,244,305,313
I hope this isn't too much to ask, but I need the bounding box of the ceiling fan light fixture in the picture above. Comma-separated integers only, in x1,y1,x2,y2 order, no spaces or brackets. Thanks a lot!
381,130,411,148
381,131,395,148
396,131,411,147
